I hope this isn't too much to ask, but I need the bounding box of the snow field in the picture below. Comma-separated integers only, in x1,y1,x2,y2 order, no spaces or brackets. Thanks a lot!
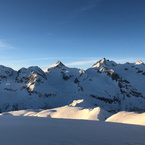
0,116,145,145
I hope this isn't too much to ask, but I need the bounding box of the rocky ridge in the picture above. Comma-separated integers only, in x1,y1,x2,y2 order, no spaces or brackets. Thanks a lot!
0,58,145,113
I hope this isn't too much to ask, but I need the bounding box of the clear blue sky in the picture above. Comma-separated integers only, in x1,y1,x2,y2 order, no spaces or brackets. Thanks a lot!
0,0,145,70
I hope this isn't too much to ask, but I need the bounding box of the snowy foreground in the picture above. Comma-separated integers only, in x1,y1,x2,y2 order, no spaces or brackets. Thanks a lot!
1,106,145,125
1,106,145,145
0,116,145,145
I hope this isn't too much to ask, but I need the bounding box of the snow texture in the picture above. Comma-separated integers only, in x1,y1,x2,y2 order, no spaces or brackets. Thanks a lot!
0,106,112,121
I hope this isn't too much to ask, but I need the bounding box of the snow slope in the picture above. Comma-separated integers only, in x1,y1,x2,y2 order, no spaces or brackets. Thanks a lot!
0,106,112,121
106,111,145,125
1,107,145,126
0,116,145,145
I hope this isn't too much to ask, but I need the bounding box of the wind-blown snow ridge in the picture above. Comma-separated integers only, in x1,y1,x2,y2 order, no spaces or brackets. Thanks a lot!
0,58,145,113
0,106,112,121
1,107,145,126
106,111,145,125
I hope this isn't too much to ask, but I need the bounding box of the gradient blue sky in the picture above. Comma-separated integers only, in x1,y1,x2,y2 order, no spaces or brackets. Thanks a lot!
0,0,145,70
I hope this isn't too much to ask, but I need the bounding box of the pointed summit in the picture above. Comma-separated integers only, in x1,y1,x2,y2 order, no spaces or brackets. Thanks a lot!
92,58,106,67
92,58,117,68
56,61,65,66
48,61,65,69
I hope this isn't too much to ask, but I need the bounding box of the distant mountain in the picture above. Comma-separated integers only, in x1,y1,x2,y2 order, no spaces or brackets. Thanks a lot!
0,58,145,113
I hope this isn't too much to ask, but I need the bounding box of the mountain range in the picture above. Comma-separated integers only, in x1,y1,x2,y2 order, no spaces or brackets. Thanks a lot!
0,58,145,113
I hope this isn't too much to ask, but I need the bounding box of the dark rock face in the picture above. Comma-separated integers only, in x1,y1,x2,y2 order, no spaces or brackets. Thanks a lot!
16,66,47,84
0,65,14,82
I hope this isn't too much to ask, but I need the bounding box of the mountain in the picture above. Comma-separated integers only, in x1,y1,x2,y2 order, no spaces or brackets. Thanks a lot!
0,58,145,113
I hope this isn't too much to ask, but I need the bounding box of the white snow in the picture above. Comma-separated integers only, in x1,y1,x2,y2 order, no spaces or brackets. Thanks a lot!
0,116,145,145
0,58,145,113
69,99,84,106
0,106,112,121
1,59,145,144
135,60,144,65
106,111,145,125
2,107,145,126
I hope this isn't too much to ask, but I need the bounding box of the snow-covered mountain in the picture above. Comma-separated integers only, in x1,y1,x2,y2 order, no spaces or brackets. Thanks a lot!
0,58,145,113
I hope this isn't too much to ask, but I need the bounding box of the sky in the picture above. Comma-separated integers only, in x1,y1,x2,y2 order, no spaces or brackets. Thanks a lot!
0,0,145,70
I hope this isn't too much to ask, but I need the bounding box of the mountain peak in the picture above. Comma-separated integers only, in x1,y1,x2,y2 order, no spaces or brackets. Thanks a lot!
135,60,144,65
55,61,65,66
92,58,117,68
48,61,65,69
92,58,106,67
